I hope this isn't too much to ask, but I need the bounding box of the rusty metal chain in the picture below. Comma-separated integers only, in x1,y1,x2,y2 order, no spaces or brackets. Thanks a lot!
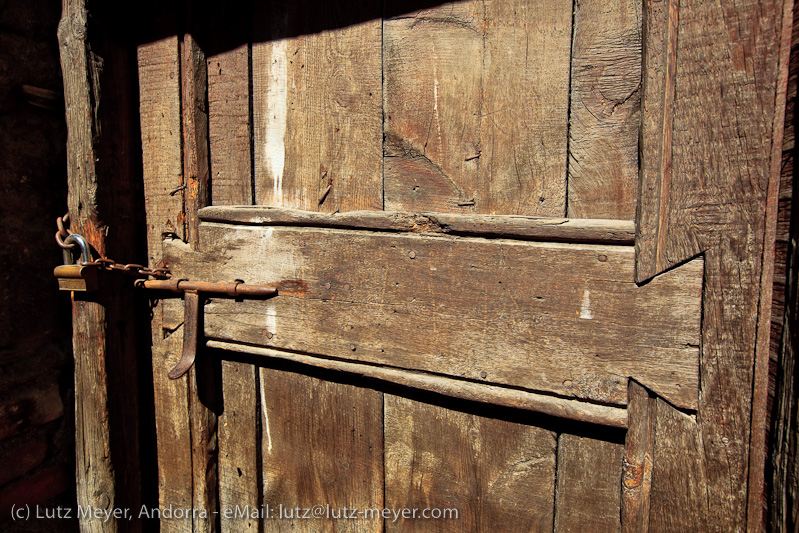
55,213,171,279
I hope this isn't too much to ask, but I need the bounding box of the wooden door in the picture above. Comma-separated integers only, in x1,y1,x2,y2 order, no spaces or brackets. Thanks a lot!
71,0,786,530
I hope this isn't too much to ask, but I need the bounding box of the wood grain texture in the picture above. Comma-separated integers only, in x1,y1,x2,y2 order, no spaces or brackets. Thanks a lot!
181,32,210,246
648,399,709,532
771,2,799,529
621,381,655,533
554,433,623,532
251,0,382,211
208,45,251,206
138,37,194,530
59,1,150,530
207,0,253,207
218,361,259,533
748,0,794,525
567,0,641,220
259,366,383,532
636,0,789,527
59,4,116,531
167,223,703,409
383,0,572,215
205,22,259,532
199,206,637,244
249,8,386,528
385,395,556,532
207,340,629,429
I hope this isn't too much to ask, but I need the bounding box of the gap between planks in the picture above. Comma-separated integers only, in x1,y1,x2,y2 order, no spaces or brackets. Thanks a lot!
199,206,636,244
205,340,629,429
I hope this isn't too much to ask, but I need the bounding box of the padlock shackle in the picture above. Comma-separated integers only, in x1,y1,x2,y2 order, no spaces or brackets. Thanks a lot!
62,234,92,265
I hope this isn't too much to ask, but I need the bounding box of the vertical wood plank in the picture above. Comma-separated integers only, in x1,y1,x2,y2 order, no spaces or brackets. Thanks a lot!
557,6,638,523
251,0,383,211
648,399,709,532
182,32,210,246
218,362,259,533
385,395,556,532
138,35,194,531
206,8,259,532
59,1,151,531
770,3,799,528
554,433,623,532
259,366,384,532
567,0,641,220
207,0,253,207
250,5,385,531
383,0,572,216
635,0,790,527
621,381,655,533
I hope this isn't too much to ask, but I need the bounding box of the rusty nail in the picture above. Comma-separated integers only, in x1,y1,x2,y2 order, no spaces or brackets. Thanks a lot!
343,284,351,291
598,254,608,262
324,282,331,290
457,200,476,206
299,240,306,246
265,331,274,339
350,344,356,351
479,371,487,379
465,152,481,161
169,184,187,196
408,250,417,259
318,183,333,205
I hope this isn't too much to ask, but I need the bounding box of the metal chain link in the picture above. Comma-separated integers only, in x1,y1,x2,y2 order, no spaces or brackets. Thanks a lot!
55,213,171,279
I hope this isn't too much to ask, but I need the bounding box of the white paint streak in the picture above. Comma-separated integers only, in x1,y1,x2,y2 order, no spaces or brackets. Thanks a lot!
264,39,287,206
433,60,442,145
261,300,278,453
259,375,273,453
579,289,594,319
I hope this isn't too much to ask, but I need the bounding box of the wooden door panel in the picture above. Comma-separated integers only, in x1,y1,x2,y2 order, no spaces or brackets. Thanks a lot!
251,0,383,211
164,209,703,410
567,0,642,220
127,0,787,529
383,0,573,216
385,395,557,532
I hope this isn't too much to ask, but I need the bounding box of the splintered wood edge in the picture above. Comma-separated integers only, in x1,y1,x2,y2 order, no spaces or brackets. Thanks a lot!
206,340,629,429
199,206,636,244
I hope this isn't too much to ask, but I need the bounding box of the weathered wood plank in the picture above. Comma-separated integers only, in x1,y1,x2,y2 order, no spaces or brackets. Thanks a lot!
621,381,655,533
567,0,641,220
182,32,209,246
205,14,259,531
59,1,152,530
199,206,637,244
207,340,629,429
554,433,623,532
636,0,789,527
251,0,382,211
770,2,799,528
383,0,571,215
218,360,259,533
748,0,795,527
138,36,194,531
207,1,252,207
249,8,385,529
259,365,383,532
648,399,709,532
385,395,556,532
167,223,703,409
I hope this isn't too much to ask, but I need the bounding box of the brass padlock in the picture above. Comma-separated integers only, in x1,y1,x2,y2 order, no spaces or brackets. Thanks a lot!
54,234,98,292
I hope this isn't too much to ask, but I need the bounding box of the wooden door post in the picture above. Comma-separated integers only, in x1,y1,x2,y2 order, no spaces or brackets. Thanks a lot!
58,1,148,530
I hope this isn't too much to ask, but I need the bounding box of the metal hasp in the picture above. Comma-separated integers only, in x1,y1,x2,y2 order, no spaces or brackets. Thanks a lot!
135,279,278,379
